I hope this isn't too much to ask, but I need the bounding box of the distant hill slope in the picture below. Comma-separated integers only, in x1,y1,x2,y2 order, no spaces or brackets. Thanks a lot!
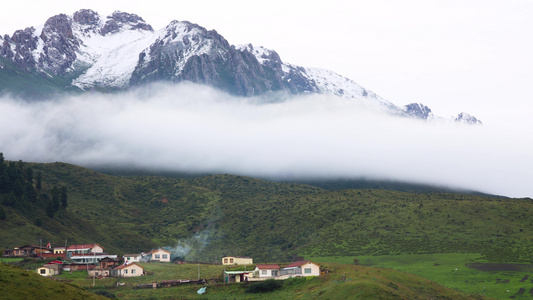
0,263,105,299
1,160,531,263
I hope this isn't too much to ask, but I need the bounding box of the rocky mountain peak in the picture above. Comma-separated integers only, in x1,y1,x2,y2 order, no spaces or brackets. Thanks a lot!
2,27,39,68
101,11,153,35
39,13,79,74
72,9,101,33
455,112,482,125
40,14,75,42
404,103,433,120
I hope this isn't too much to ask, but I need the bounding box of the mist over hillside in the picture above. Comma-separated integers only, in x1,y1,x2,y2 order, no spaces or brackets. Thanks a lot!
1,82,531,198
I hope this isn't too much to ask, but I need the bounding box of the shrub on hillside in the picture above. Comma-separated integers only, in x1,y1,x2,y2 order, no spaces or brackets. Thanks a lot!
93,290,116,298
245,279,283,293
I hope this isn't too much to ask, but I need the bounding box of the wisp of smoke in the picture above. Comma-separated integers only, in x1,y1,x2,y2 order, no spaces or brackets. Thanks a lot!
0,82,532,198
165,225,215,261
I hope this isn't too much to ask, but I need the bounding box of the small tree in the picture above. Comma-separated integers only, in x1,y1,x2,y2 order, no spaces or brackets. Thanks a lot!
0,205,6,220
60,186,68,209
46,199,55,219
51,186,60,211
35,172,42,190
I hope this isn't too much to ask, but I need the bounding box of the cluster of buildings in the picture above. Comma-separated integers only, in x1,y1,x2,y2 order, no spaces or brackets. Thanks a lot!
4,245,321,283
221,256,320,283
3,243,172,278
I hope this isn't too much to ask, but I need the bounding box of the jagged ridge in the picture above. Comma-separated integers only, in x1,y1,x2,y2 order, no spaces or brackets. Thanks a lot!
0,9,481,124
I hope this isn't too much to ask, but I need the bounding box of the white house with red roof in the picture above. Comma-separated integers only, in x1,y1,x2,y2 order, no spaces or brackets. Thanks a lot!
66,244,104,255
254,264,280,278
281,261,320,277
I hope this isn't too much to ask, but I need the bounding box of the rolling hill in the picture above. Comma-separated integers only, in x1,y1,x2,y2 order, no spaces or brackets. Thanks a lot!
1,158,532,264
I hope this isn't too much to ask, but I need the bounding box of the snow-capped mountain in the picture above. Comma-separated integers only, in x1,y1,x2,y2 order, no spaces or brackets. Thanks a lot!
0,9,481,124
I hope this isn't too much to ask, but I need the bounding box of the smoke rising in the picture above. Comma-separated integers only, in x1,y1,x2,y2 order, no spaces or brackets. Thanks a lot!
1,82,531,198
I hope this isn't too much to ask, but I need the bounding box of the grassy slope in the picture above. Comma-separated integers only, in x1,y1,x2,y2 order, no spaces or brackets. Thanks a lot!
0,56,83,100
312,254,533,299
1,161,532,264
0,263,105,299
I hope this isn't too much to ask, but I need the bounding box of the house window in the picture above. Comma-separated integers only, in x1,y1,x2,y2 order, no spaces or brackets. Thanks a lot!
304,268,312,274
132,269,136,274
229,258,234,264
162,254,168,259
262,270,267,275
124,269,128,274
40,269,46,274
224,258,228,264
155,254,160,259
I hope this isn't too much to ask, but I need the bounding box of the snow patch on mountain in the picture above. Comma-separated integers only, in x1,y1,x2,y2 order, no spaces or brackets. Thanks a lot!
236,43,272,65
72,28,157,89
238,43,402,113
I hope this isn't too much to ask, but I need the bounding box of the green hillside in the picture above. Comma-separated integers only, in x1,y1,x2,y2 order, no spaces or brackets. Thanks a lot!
0,56,84,100
0,263,105,299
1,158,532,264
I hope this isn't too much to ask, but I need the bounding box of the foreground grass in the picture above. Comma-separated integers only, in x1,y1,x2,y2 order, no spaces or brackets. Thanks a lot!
54,262,481,299
0,263,105,300
311,254,533,299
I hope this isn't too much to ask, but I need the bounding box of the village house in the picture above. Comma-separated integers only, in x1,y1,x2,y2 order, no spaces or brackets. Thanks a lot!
86,257,122,277
88,266,111,278
70,253,118,264
224,270,253,283
4,245,52,257
66,244,104,255
53,247,66,255
222,256,253,265
254,264,280,278
146,249,171,262
280,260,320,277
37,263,62,277
37,265,56,277
123,253,142,263
99,257,122,269
112,262,145,277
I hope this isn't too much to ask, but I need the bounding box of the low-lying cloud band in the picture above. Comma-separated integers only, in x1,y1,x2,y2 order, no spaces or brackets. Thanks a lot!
1,83,531,198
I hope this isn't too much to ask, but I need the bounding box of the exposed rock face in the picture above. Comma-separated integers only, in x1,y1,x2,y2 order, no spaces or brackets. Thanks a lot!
101,11,153,35
4,27,39,68
130,22,298,96
39,14,79,74
455,112,483,125
73,9,101,32
404,103,433,119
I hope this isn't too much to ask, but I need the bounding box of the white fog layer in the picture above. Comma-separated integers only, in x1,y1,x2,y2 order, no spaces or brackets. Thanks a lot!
1,83,531,198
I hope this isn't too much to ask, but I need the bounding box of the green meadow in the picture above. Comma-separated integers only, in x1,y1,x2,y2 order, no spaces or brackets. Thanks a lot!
310,253,533,299
48,261,479,299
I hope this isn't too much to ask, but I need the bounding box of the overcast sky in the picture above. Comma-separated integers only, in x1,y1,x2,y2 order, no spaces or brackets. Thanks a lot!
1,1,532,197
